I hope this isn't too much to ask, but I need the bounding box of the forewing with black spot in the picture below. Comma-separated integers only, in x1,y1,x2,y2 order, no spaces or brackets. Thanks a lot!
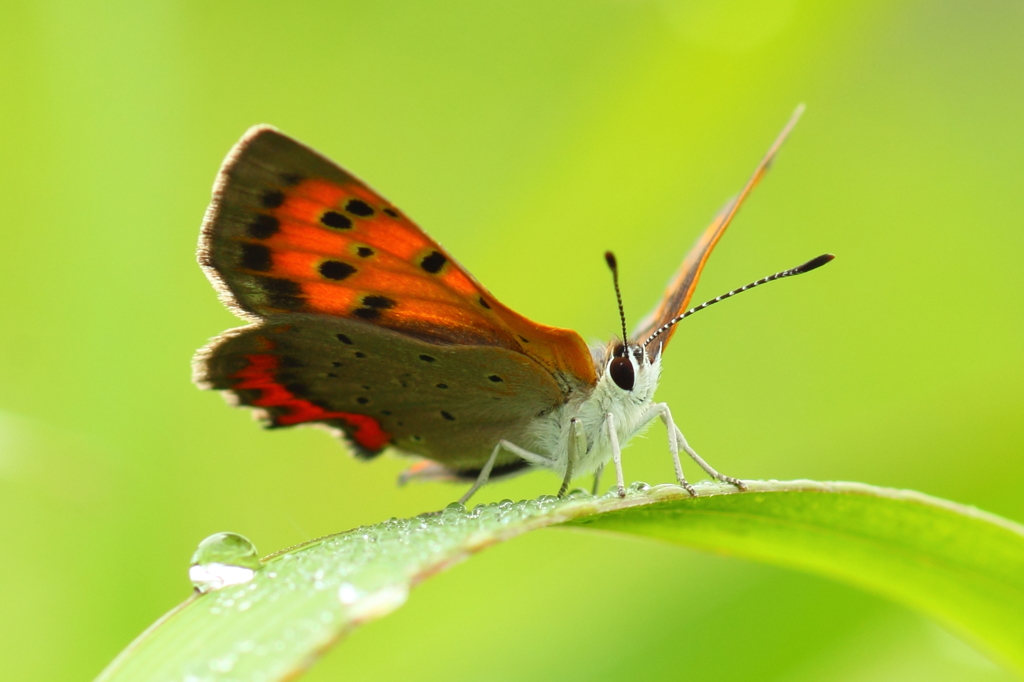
198,125,596,388
195,314,565,472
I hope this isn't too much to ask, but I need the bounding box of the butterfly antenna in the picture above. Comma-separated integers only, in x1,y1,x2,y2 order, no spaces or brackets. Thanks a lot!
643,254,835,349
605,251,629,349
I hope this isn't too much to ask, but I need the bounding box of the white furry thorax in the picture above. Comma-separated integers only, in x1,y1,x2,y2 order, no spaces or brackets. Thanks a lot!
526,341,663,479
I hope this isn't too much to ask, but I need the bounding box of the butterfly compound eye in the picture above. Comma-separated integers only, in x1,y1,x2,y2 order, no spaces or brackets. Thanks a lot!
609,356,635,391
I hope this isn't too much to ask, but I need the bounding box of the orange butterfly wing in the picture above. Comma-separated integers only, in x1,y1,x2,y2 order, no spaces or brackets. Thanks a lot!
633,106,805,353
199,125,596,391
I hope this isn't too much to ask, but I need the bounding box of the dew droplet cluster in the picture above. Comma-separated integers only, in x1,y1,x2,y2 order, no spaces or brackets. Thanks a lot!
177,492,620,678
166,484,684,680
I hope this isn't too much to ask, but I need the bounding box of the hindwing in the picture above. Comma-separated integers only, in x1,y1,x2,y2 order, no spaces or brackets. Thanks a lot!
196,315,564,472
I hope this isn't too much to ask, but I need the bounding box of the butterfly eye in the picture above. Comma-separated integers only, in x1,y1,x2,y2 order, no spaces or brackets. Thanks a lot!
609,356,635,391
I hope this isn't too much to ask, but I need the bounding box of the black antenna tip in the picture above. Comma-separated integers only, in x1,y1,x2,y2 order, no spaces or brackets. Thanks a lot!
795,253,835,273
604,251,629,348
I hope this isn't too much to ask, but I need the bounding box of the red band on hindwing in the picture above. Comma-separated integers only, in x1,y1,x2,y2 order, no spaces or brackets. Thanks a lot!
231,353,391,452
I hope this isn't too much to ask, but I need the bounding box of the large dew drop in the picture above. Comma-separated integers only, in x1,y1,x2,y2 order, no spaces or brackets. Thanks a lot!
189,532,260,593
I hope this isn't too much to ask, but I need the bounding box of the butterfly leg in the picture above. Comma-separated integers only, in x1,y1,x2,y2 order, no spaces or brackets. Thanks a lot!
605,413,626,498
645,403,697,496
673,423,746,490
458,440,555,505
558,417,587,498
649,403,746,492
591,464,604,496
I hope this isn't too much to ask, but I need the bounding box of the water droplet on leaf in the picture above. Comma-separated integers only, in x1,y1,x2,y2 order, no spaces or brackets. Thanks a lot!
189,532,260,593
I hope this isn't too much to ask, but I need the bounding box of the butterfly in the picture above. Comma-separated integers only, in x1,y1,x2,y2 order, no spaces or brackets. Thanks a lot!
194,105,832,502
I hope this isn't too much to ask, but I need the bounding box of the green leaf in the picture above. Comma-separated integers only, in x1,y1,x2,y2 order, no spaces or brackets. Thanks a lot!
95,481,1024,681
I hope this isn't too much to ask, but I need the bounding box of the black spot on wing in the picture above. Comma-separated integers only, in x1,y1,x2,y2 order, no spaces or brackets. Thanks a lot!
441,411,455,421
488,375,503,383
363,296,395,309
321,211,352,229
357,247,374,258
478,297,491,309
240,243,272,272
247,214,279,239
345,199,374,216
336,334,353,345
256,277,304,310
319,260,356,280
355,295,395,319
261,190,285,208
383,207,400,217
419,354,435,363
420,251,447,274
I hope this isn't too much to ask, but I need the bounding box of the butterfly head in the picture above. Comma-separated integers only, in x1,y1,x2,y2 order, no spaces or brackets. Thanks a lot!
608,342,643,391
595,340,661,406
600,251,662,402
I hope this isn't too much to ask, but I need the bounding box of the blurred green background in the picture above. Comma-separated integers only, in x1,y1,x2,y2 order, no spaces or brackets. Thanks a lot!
1,1,1022,680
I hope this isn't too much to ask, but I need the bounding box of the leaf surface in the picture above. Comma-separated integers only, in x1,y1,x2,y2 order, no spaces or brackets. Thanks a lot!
95,481,1024,681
